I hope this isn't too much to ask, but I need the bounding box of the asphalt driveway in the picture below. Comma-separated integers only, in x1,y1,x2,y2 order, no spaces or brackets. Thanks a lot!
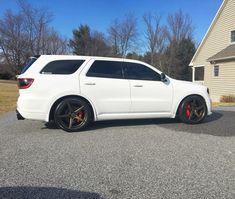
0,109,234,199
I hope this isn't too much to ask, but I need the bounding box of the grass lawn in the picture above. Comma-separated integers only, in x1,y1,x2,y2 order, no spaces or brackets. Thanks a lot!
213,102,235,107
0,80,18,114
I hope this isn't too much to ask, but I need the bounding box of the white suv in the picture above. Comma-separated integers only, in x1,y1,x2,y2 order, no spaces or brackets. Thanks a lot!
17,55,212,132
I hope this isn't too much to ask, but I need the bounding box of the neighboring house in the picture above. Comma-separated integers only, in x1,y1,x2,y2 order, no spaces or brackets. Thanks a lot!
190,0,235,102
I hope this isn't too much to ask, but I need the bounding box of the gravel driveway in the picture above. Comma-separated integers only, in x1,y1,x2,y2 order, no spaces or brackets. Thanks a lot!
0,110,234,199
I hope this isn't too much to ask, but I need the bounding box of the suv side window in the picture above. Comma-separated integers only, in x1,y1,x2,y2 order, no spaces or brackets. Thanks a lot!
40,60,85,74
123,62,161,81
86,60,123,79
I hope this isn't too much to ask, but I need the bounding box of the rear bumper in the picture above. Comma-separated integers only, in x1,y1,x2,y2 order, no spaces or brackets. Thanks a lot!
17,94,49,122
16,110,25,120
16,108,48,121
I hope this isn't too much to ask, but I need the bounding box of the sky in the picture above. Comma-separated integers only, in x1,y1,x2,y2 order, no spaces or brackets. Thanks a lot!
0,0,223,48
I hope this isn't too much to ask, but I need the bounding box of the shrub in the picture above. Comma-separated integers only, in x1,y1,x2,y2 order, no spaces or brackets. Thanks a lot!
220,95,235,103
0,72,14,80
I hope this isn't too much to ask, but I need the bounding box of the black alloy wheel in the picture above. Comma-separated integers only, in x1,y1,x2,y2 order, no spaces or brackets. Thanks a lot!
54,98,92,132
179,96,207,124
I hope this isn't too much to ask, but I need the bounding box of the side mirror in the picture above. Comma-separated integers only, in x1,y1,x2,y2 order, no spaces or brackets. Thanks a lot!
160,73,167,82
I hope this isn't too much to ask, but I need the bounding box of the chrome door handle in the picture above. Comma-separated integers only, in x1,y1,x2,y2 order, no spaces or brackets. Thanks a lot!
133,85,143,87
84,82,96,85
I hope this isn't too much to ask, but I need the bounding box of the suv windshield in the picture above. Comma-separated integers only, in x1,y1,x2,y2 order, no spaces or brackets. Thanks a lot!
21,56,39,74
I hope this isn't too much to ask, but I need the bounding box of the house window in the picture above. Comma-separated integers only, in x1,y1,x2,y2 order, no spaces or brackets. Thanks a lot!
194,66,204,81
231,30,235,43
214,65,219,77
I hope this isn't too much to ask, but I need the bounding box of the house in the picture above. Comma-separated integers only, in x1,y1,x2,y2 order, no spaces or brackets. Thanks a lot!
190,0,235,102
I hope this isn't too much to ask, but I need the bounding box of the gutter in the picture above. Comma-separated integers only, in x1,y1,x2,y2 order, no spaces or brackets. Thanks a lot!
207,55,235,63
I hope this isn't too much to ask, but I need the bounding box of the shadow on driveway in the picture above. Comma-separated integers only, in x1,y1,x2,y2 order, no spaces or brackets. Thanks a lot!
0,186,103,199
160,111,235,137
44,111,235,137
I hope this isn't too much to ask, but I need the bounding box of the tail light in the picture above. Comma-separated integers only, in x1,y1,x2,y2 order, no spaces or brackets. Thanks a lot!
17,78,34,89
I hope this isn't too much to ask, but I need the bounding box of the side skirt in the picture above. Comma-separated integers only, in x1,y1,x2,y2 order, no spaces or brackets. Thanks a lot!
96,112,174,121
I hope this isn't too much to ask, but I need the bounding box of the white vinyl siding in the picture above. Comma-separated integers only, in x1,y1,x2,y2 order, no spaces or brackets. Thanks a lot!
209,61,235,101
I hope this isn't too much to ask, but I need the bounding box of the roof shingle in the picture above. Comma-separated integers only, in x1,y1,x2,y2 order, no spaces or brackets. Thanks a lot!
207,44,235,62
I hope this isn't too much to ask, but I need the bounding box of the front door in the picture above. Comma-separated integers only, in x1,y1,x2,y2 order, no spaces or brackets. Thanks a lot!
123,62,173,113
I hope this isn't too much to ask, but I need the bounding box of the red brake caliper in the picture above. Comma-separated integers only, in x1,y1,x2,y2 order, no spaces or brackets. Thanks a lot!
77,111,84,123
185,104,191,117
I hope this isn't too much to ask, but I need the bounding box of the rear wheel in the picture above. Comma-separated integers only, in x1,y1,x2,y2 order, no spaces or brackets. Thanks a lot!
54,98,92,132
178,96,207,124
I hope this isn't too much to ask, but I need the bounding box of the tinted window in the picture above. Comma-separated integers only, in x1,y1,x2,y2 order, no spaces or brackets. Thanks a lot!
86,60,123,79
21,57,38,74
40,60,85,74
123,62,161,81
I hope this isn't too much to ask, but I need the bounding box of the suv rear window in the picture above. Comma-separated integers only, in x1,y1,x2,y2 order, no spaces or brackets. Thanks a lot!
21,56,39,74
40,60,85,74
86,60,123,79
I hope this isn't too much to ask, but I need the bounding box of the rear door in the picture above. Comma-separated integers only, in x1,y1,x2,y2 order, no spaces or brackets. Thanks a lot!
80,59,131,115
123,61,173,113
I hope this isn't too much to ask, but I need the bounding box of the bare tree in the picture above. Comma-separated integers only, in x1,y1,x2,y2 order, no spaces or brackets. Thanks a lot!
166,9,193,42
163,10,195,80
120,15,138,57
108,14,138,57
44,29,68,54
19,0,68,55
19,0,49,54
108,20,120,56
0,1,68,75
0,10,26,75
90,31,112,56
143,13,166,67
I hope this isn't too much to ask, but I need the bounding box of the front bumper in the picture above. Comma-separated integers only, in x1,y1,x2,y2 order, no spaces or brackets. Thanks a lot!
207,98,213,116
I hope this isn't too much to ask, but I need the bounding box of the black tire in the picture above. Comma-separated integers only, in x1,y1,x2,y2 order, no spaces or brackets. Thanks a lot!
178,95,207,124
54,97,92,132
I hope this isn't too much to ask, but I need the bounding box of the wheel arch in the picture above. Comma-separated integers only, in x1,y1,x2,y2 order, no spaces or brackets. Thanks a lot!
48,95,96,121
174,94,207,118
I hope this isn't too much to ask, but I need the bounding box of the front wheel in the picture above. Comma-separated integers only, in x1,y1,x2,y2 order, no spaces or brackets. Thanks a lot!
178,96,207,124
54,98,92,132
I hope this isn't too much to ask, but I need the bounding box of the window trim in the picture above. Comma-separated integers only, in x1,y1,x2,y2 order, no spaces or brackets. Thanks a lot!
213,65,219,77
